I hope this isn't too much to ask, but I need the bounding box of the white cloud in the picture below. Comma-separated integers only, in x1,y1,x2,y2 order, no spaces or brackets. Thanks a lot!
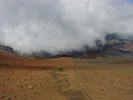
0,0,133,54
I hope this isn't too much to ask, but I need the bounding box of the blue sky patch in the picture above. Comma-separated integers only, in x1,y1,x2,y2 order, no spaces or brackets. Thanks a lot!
128,0,133,3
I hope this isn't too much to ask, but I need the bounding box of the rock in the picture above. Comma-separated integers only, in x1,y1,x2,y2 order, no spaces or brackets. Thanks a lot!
100,88,104,92
79,83,83,86
19,93,26,96
28,85,33,89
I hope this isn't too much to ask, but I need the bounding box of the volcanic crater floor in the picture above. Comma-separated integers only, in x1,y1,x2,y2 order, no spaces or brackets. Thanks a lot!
0,53,133,100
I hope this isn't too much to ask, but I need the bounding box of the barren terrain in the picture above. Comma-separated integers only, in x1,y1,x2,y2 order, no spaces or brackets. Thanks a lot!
0,52,133,100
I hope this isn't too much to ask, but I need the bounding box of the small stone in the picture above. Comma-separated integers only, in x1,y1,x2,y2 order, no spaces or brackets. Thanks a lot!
100,88,104,92
79,83,82,86
19,93,26,96
28,85,33,89
19,93,24,96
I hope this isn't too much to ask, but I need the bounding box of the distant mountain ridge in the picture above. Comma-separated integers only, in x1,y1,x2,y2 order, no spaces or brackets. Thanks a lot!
32,34,133,58
1,33,133,58
102,34,133,57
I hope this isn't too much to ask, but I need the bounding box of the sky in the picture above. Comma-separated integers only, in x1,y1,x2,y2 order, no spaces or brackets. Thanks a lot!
128,0,133,2
0,0,133,54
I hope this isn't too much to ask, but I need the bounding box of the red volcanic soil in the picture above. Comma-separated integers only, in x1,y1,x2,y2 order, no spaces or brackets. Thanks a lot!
0,52,75,69
0,52,133,100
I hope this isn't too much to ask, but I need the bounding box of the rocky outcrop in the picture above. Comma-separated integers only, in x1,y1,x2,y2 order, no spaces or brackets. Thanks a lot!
0,44,14,53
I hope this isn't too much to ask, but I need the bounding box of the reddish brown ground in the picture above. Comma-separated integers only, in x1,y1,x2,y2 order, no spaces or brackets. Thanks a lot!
0,52,75,68
0,52,133,100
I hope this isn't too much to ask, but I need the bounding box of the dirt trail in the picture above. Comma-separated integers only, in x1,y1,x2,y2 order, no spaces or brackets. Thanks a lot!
0,67,133,100
49,70,92,100
0,53,133,100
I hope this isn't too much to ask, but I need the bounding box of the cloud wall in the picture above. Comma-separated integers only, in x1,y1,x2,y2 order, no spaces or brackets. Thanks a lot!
0,0,133,54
